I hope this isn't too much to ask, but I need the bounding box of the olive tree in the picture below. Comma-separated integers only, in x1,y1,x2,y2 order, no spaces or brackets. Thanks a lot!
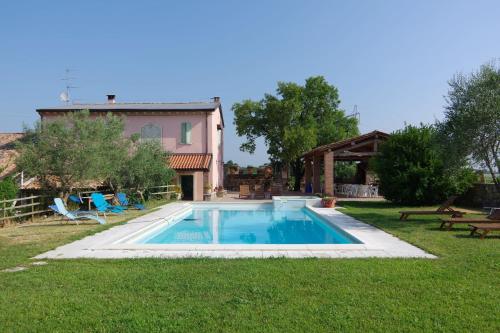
437,61,500,191
116,140,176,197
16,111,175,201
16,111,128,200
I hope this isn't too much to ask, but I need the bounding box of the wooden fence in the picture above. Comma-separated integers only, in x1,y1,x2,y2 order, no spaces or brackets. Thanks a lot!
0,195,51,226
146,185,178,198
0,186,178,227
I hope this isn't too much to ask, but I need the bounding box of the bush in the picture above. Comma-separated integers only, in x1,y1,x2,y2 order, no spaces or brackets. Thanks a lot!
373,124,476,205
0,177,18,201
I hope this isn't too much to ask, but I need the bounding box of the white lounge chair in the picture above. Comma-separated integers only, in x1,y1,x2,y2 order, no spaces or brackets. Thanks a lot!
50,198,105,225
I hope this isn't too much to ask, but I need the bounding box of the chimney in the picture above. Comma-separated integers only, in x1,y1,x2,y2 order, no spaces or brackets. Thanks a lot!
212,96,220,103
107,94,116,104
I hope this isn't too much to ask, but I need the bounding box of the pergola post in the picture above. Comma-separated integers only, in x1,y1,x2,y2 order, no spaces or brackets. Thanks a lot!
324,150,334,196
313,154,321,193
304,158,312,193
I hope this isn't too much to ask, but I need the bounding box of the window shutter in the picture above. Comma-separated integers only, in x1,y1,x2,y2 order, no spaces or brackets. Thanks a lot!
181,123,186,144
186,122,192,144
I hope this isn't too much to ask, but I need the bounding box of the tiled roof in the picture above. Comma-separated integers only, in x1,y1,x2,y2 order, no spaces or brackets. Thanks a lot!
37,102,220,112
21,176,104,190
0,133,24,179
37,100,225,127
169,153,212,170
303,130,390,157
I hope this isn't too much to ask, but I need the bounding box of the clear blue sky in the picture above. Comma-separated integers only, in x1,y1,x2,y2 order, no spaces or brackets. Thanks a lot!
1,0,499,165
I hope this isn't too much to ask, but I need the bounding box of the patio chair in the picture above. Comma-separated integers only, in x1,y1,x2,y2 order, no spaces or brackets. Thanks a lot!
271,184,282,197
469,223,500,239
117,192,145,210
90,193,125,216
399,196,465,220
239,185,251,198
68,194,83,204
254,185,265,199
439,208,500,230
50,198,105,225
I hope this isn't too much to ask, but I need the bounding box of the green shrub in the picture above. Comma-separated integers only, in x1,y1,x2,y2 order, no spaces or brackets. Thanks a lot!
373,124,476,205
0,177,18,201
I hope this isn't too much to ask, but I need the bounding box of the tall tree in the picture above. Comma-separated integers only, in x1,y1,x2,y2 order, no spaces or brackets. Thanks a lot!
437,62,500,191
233,76,359,190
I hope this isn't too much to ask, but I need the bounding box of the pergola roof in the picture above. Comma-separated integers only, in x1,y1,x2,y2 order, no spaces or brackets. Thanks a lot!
303,130,390,161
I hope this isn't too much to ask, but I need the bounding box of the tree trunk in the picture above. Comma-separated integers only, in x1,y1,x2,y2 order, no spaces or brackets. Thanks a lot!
489,168,500,193
272,161,282,182
492,145,500,193
484,150,500,193
291,158,304,192
61,191,70,204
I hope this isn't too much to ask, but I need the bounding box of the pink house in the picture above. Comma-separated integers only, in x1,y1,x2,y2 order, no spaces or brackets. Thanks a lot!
37,95,224,201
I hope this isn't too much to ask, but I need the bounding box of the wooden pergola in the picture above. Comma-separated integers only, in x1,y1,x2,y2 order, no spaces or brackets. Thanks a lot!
302,131,390,195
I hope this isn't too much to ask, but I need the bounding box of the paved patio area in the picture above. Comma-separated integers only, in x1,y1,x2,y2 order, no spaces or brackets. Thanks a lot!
209,191,386,202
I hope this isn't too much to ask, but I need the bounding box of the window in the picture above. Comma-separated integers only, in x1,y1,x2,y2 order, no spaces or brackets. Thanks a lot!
141,123,162,143
180,122,192,144
217,128,222,146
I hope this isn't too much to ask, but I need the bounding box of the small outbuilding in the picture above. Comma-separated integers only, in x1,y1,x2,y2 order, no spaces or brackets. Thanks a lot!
302,130,390,196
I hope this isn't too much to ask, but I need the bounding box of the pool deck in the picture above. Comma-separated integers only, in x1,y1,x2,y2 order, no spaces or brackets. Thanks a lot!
35,200,436,259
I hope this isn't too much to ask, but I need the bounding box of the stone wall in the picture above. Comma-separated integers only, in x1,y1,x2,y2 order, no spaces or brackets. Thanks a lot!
456,184,500,207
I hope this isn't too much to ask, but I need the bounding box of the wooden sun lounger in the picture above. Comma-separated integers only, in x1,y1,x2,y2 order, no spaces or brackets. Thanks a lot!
239,185,251,198
440,218,497,230
469,223,500,239
440,208,500,230
399,196,465,220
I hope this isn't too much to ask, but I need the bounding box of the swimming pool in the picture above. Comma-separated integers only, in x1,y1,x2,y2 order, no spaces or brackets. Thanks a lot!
136,204,361,245
36,200,436,259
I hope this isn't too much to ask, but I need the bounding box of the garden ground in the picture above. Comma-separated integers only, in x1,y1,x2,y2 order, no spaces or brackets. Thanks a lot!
0,201,498,332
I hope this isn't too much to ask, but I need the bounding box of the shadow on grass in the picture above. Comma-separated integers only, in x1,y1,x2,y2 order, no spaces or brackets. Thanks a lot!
337,201,405,210
340,210,441,231
455,234,500,240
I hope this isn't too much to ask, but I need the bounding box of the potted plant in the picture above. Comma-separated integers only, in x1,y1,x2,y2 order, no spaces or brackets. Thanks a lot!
204,184,212,195
173,185,182,200
216,186,224,198
321,196,336,208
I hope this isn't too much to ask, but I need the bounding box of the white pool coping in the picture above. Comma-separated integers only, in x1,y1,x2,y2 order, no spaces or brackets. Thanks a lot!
35,201,436,259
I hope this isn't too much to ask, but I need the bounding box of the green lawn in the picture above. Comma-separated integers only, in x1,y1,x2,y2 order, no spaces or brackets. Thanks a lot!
0,201,499,332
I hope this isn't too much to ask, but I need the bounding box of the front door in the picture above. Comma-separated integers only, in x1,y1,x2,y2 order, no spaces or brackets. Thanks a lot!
180,175,194,200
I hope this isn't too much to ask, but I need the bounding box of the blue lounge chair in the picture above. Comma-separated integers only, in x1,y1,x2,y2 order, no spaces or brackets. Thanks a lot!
117,192,145,210
68,194,82,204
50,198,105,225
90,193,125,216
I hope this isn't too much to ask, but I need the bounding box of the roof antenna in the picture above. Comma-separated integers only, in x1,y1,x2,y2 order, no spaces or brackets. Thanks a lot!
349,104,361,124
60,68,78,105
343,105,361,137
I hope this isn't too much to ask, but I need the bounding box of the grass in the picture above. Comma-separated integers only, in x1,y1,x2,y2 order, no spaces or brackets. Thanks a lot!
0,201,499,332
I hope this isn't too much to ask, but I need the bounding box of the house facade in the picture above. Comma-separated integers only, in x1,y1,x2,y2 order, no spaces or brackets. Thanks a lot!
37,95,224,201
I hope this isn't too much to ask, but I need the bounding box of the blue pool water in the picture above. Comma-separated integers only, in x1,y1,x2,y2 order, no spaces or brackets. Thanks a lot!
139,206,360,245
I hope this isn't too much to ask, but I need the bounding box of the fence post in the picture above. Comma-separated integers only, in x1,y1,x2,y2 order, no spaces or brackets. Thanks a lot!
31,196,35,223
2,200,5,227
